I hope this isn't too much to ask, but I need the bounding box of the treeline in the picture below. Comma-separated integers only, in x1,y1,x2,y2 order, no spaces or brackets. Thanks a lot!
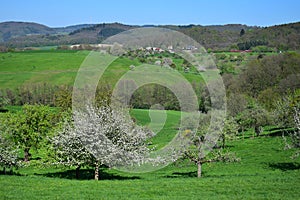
0,81,206,112
1,83,64,107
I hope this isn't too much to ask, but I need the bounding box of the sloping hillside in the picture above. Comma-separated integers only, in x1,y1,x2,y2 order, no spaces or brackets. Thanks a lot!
0,21,95,42
0,21,299,50
0,21,54,42
236,22,300,50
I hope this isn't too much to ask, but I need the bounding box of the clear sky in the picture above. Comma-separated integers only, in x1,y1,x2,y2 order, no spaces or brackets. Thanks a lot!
1,0,299,27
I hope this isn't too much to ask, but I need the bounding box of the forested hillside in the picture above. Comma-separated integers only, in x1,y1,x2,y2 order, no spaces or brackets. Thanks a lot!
1,21,299,51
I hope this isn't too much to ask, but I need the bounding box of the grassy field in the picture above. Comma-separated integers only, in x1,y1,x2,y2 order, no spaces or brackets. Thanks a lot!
1,109,300,199
0,50,299,199
0,50,89,89
0,50,205,89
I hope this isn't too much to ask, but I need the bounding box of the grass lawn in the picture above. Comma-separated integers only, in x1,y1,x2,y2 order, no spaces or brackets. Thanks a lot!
0,50,89,89
1,109,299,199
0,50,204,90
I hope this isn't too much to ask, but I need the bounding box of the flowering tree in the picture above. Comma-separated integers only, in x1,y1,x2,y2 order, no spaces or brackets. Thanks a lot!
182,114,239,178
0,119,20,174
220,117,239,148
283,107,300,158
51,104,154,180
50,120,93,179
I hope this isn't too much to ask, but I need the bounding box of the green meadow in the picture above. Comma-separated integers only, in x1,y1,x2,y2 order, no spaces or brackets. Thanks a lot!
1,109,300,199
0,50,89,89
0,50,299,199
0,50,205,89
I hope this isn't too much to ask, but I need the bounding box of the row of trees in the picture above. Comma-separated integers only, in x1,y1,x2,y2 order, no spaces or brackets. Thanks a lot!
0,102,242,178
0,80,206,112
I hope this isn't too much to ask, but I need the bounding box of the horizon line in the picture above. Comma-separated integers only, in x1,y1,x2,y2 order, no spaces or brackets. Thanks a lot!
1,20,300,28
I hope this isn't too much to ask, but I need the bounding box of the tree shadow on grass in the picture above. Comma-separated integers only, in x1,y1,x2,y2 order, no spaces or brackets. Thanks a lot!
266,127,294,137
35,168,140,180
268,162,300,171
164,171,198,178
0,168,22,176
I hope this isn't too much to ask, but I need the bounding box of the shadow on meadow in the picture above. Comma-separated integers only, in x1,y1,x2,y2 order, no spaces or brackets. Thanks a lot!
266,127,294,137
35,168,141,180
268,162,300,171
0,168,22,176
164,171,198,178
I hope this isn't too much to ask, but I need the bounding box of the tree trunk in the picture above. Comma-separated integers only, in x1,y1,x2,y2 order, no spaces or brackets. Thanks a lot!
24,147,31,162
197,162,202,178
94,162,99,180
75,166,80,179
255,126,260,137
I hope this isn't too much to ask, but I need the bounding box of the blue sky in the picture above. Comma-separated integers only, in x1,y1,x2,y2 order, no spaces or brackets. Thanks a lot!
1,0,299,27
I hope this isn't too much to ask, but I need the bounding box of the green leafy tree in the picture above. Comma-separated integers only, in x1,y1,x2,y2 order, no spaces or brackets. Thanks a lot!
220,117,239,148
258,88,281,111
3,104,55,161
54,85,72,111
0,91,9,111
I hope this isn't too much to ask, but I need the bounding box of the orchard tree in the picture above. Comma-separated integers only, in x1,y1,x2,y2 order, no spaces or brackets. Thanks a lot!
183,114,239,178
52,104,154,180
3,104,55,161
54,85,72,111
0,130,20,174
50,121,93,179
283,107,300,158
274,89,300,129
0,91,8,111
220,117,239,148
237,104,273,136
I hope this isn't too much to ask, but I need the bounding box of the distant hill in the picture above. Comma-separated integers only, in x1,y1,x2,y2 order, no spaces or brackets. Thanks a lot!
0,21,299,50
67,22,137,43
172,22,300,50
53,24,96,34
0,21,54,42
0,21,95,42
235,22,300,50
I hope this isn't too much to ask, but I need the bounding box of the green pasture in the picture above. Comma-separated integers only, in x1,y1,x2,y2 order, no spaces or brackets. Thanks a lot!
1,109,299,199
0,50,206,89
0,50,299,199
